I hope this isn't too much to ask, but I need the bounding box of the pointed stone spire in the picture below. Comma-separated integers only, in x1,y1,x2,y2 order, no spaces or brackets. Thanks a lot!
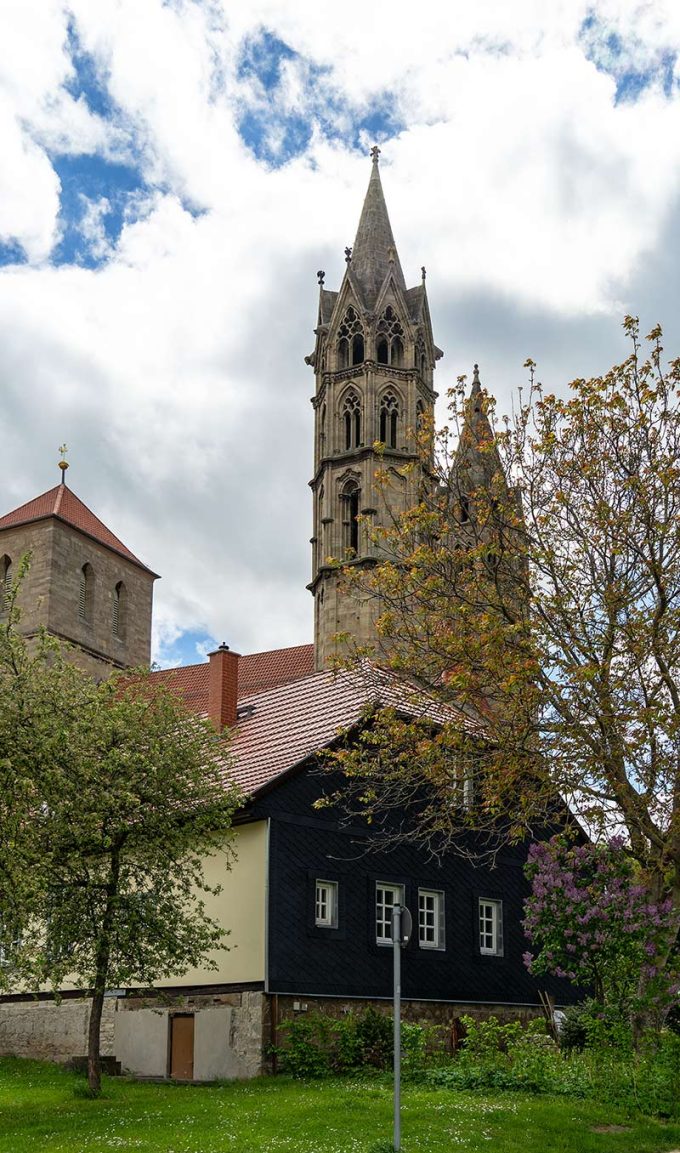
466,365,491,435
349,147,406,308
456,365,499,489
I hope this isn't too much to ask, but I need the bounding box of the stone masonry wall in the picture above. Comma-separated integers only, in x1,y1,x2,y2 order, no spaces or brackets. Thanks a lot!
0,997,117,1063
0,521,55,635
0,518,154,676
117,990,266,1079
48,520,154,671
0,991,266,1080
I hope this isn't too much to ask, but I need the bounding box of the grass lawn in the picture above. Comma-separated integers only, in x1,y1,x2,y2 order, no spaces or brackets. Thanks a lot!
1,1058,680,1153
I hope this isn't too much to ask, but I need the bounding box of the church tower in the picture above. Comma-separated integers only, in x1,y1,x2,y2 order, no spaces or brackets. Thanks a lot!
0,461,157,680
307,148,442,669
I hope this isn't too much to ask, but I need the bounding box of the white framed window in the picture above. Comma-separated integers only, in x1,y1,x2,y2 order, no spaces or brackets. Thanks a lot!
376,882,404,944
315,879,338,928
418,889,445,950
479,898,503,956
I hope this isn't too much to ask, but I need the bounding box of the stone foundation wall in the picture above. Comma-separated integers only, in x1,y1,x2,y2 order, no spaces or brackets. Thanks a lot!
116,990,266,1080
270,994,543,1056
0,990,543,1077
0,997,117,1063
0,990,266,1081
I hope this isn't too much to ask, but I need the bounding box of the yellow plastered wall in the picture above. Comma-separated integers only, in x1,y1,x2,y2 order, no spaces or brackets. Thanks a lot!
27,819,269,995
156,820,268,987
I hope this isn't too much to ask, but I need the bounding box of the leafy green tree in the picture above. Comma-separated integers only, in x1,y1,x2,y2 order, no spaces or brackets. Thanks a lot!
0,593,240,1094
331,320,680,981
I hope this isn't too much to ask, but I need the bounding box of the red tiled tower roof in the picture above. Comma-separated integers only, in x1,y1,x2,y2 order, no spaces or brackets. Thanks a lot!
0,483,156,574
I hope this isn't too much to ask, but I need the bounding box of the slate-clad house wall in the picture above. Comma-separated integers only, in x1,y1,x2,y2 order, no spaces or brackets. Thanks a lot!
247,762,579,1008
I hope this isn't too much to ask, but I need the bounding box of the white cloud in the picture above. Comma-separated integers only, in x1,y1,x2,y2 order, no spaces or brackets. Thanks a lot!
1,0,680,663
77,195,113,261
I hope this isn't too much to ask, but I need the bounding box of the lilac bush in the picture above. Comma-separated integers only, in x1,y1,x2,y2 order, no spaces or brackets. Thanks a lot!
523,837,678,1024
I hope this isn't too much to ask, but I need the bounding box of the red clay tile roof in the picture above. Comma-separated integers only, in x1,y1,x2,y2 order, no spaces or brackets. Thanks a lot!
151,643,314,706
153,649,481,797
0,484,156,574
239,643,314,694
151,662,210,710
226,663,483,797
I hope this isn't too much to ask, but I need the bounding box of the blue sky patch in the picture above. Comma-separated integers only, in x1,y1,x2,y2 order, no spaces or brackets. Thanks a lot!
64,20,116,121
155,628,217,669
579,12,677,104
51,154,147,267
237,27,296,90
236,28,404,168
0,240,29,268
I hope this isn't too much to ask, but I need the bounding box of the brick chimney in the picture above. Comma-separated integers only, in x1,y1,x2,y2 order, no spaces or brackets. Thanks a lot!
207,643,240,732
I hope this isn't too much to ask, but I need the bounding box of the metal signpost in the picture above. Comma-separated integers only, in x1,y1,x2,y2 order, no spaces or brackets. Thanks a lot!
392,903,412,1153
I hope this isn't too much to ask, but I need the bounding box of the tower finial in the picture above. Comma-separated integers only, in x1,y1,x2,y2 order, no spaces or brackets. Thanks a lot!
370,144,381,165
317,269,325,286
470,366,482,414
344,246,352,264
58,443,69,485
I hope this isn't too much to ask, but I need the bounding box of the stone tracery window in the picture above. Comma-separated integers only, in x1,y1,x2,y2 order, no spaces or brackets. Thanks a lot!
320,403,327,451
341,480,361,555
377,306,405,367
337,307,364,368
341,389,362,451
379,390,400,448
416,337,427,377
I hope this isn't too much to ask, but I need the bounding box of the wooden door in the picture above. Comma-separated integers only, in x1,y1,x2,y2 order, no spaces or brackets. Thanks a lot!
169,1014,194,1080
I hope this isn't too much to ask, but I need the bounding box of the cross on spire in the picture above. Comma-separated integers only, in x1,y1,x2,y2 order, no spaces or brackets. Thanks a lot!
370,144,381,165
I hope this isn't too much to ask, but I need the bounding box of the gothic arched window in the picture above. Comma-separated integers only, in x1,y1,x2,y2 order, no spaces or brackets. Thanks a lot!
79,563,94,623
341,481,361,555
112,580,126,638
1,555,11,612
416,399,425,431
416,336,427,378
379,390,400,448
377,306,405,367
342,389,362,451
337,307,364,369
316,486,325,569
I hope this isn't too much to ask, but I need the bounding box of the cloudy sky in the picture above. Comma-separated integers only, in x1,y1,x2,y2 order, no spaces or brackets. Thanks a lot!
2,0,680,666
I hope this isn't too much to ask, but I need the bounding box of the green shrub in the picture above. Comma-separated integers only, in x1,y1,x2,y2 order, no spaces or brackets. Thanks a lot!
353,1005,393,1069
424,1014,680,1118
273,1007,440,1078
458,1014,524,1061
332,1013,365,1072
557,1005,588,1053
274,1014,333,1078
